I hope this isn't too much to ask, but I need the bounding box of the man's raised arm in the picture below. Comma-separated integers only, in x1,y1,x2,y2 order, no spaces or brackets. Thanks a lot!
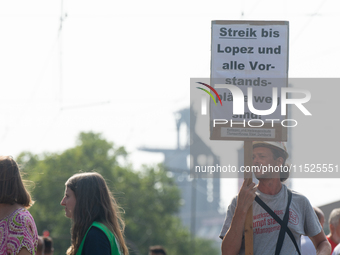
221,180,257,255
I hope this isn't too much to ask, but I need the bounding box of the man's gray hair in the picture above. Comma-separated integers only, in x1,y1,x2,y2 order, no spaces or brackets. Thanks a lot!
329,208,340,227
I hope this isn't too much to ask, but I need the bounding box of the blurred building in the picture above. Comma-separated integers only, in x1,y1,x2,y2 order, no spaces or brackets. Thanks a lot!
140,108,224,241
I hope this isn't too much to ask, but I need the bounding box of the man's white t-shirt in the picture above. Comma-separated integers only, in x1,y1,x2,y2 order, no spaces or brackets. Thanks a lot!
332,243,340,255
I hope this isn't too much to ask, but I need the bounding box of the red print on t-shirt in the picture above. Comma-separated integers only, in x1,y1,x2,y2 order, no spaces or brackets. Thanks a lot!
289,209,299,225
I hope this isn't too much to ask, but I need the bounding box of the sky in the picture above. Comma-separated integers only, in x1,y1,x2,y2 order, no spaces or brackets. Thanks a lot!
0,0,339,209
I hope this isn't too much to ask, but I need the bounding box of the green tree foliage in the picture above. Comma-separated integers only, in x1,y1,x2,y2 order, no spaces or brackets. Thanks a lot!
17,132,219,255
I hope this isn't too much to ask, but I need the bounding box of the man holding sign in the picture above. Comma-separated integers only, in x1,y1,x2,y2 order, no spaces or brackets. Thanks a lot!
219,142,330,255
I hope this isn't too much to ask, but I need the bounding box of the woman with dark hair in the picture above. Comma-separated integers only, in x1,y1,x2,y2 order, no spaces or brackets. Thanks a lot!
61,172,129,255
0,156,38,255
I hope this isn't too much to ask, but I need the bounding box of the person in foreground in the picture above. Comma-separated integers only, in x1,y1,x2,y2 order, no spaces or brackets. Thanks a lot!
219,142,331,255
0,156,38,255
327,208,340,253
61,172,129,255
37,236,45,255
149,245,167,255
43,236,54,255
301,207,325,255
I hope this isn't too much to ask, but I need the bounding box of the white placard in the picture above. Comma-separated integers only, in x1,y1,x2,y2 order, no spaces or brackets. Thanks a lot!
211,21,288,122
210,21,289,141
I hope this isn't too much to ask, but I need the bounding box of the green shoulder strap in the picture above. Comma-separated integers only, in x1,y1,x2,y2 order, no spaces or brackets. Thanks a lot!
76,221,121,255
